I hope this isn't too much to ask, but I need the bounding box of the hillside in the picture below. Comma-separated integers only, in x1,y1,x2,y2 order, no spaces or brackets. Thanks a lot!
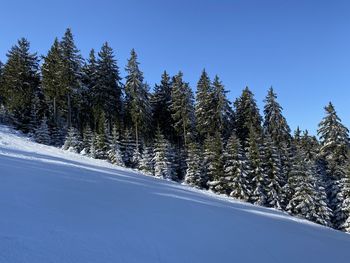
0,125,349,263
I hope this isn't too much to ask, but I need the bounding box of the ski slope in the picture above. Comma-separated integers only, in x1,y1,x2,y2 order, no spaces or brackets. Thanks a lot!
0,125,349,263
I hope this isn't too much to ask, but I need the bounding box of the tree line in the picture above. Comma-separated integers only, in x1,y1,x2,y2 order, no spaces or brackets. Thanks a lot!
0,28,349,232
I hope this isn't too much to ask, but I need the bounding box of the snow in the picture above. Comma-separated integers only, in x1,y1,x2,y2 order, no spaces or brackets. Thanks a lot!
0,125,349,263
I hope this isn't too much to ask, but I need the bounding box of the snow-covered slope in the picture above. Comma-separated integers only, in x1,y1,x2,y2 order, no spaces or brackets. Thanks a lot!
0,125,349,263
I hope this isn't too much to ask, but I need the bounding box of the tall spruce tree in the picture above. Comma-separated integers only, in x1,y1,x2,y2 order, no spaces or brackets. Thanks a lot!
60,28,83,128
317,102,349,228
224,133,250,201
234,87,263,146
195,69,214,139
124,49,151,151
170,72,195,147
94,43,122,128
1,38,40,131
151,71,174,141
246,127,266,205
42,38,65,127
185,141,206,188
211,75,234,139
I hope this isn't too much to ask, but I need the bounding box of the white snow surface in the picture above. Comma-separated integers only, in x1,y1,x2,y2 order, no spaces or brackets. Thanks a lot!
0,125,349,263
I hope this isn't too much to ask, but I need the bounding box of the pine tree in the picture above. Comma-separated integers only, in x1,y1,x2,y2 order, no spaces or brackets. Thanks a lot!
211,75,234,139
195,69,214,139
185,141,206,188
204,132,225,193
81,125,94,155
124,49,151,151
80,49,97,129
224,133,250,201
151,71,174,141
262,134,283,209
121,128,136,167
170,72,195,147
42,38,65,127
34,116,51,145
246,127,266,205
139,145,154,175
63,126,82,153
108,125,124,166
338,164,350,232
93,43,122,127
286,148,321,224
60,28,83,128
317,102,349,228
94,114,110,159
1,38,40,132
153,129,176,180
234,87,263,146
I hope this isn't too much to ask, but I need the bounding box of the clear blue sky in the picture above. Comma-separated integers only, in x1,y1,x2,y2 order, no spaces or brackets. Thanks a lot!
1,0,349,135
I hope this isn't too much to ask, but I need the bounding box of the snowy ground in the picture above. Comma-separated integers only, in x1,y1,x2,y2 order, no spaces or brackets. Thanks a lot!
0,125,349,263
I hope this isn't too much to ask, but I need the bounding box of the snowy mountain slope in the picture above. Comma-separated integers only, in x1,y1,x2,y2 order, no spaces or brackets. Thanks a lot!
0,125,349,263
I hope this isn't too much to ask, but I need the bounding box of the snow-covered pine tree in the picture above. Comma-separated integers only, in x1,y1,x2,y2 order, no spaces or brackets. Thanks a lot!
224,133,250,201
170,72,195,147
184,141,206,188
204,132,225,194
211,75,234,139
153,129,176,180
286,147,322,224
234,87,263,147
34,116,51,145
94,114,110,159
93,42,123,127
108,125,124,166
60,28,83,128
124,49,151,153
338,164,350,232
245,127,266,206
63,126,82,153
317,102,349,228
139,145,154,175
81,125,93,155
121,128,136,167
195,69,215,140
262,134,283,209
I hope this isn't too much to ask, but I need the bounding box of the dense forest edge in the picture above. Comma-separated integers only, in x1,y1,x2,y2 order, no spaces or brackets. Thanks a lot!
0,28,349,233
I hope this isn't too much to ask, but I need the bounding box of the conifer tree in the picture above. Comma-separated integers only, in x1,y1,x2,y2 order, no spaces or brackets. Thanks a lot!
234,87,262,146
139,146,154,175
211,75,234,139
1,38,40,131
262,134,283,209
170,72,195,147
93,43,122,128
81,125,93,155
42,38,64,127
121,128,136,167
153,128,176,180
34,116,51,145
338,164,350,232
108,125,124,166
124,49,151,151
151,71,174,140
195,69,214,139
63,126,82,153
224,133,250,201
204,132,225,193
246,127,266,205
185,141,205,188
317,102,349,228
94,113,110,159
60,28,83,128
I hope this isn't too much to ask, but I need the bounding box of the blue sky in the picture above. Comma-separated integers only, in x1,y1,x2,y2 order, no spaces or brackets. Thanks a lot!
1,0,349,134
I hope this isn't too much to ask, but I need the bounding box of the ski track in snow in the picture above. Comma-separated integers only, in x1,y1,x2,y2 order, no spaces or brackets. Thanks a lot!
0,125,349,263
